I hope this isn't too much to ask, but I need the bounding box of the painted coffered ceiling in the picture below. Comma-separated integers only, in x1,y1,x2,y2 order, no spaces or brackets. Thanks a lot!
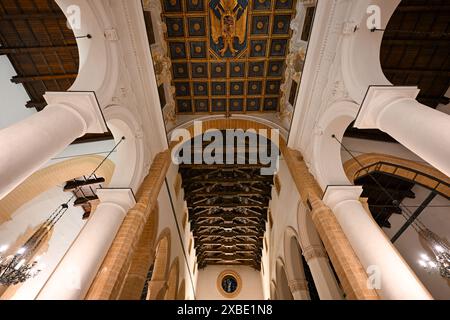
160,0,298,115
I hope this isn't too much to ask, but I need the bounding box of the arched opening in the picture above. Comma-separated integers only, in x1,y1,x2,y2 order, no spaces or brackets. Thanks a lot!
275,259,294,300
283,228,312,300
344,154,450,299
146,230,171,300
164,258,180,300
172,122,281,272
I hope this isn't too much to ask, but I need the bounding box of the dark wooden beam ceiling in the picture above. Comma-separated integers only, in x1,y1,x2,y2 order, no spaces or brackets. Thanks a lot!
0,0,113,144
179,136,275,270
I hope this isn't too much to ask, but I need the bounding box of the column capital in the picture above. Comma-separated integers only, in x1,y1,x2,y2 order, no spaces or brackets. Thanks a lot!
355,85,420,129
288,279,308,292
44,91,108,133
97,188,136,213
322,185,363,212
303,245,328,262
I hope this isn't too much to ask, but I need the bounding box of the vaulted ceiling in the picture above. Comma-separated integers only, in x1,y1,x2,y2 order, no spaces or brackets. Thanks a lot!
0,0,113,143
160,0,297,115
345,0,450,142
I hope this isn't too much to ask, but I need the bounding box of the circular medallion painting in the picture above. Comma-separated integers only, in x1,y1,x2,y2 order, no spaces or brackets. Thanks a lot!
221,275,238,294
217,271,241,298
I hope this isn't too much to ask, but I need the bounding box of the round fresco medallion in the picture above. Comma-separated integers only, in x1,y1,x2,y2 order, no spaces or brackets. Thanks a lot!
217,271,242,298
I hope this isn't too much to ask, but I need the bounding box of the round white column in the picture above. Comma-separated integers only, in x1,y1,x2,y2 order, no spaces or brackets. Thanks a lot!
36,189,136,300
0,92,107,200
303,246,344,300
355,86,450,177
323,186,433,300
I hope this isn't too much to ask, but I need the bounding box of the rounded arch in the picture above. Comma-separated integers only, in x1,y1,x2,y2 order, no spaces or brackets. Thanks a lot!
340,0,398,103
145,229,171,300
343,153,450,198
0,156,115,224
177,279,186,300
164,257,180,300
102,105,146,192
283,227,305,282
296,200,324,254
275,258,294,300
152,229,171,282
55,0,120,105
311,100,360,190
168,116,289,143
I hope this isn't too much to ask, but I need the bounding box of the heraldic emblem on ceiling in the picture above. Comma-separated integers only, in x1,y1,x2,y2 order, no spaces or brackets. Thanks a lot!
209,0,249,58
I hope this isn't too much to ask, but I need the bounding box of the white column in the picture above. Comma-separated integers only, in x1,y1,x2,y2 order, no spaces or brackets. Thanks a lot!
37,189,136,300
288,280,310,300
355,86,450,177
0,91,107,200
303,245,344,300
323,186,432,300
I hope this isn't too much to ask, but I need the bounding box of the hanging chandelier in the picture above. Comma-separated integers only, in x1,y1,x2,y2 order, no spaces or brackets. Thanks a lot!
0,136,125,287
418,228,450,279
0,204,69,286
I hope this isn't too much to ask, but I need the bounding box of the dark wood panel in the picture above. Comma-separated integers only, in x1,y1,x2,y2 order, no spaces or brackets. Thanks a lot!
0,0,113,143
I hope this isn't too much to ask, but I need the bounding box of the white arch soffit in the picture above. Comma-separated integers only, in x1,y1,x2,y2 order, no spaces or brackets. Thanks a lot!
283,227,304,282
341,0,400,103
312,100,359,190
102,105,145,192
55,0,119,106
167,114,289,141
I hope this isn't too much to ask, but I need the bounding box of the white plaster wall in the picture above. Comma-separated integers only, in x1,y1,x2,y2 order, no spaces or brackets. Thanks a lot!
0,187,86,300
268,158,301,283
196,265,264,300
156,163,197,299
0,56,35,129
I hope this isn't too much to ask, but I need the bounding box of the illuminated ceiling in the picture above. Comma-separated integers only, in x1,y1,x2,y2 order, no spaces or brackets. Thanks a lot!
160,0,297,114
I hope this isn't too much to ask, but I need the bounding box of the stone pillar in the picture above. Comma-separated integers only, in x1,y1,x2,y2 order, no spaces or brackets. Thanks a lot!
355,86,450,177
288,279,310,300
85,150,171,300
0,92,107,199
309,194,379,300
323,186,433,300
36,189,136,300
303,245,343,300
118,207,158,300
282,145,379,299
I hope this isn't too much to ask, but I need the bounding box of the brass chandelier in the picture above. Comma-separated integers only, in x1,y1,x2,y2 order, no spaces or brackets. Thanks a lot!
0,136,125,286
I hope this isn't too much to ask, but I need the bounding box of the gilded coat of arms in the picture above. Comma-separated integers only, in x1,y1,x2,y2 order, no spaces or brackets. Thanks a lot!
209,0,249,57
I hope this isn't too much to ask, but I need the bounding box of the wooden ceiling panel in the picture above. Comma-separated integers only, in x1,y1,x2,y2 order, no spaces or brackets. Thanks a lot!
0,0,113,143
179,134,275,270
157,0,298,115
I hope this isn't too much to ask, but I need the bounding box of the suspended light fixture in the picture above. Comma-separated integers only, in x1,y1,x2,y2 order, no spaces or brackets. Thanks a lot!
0,204,68,286
418,228,450,279
0,136,125,286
